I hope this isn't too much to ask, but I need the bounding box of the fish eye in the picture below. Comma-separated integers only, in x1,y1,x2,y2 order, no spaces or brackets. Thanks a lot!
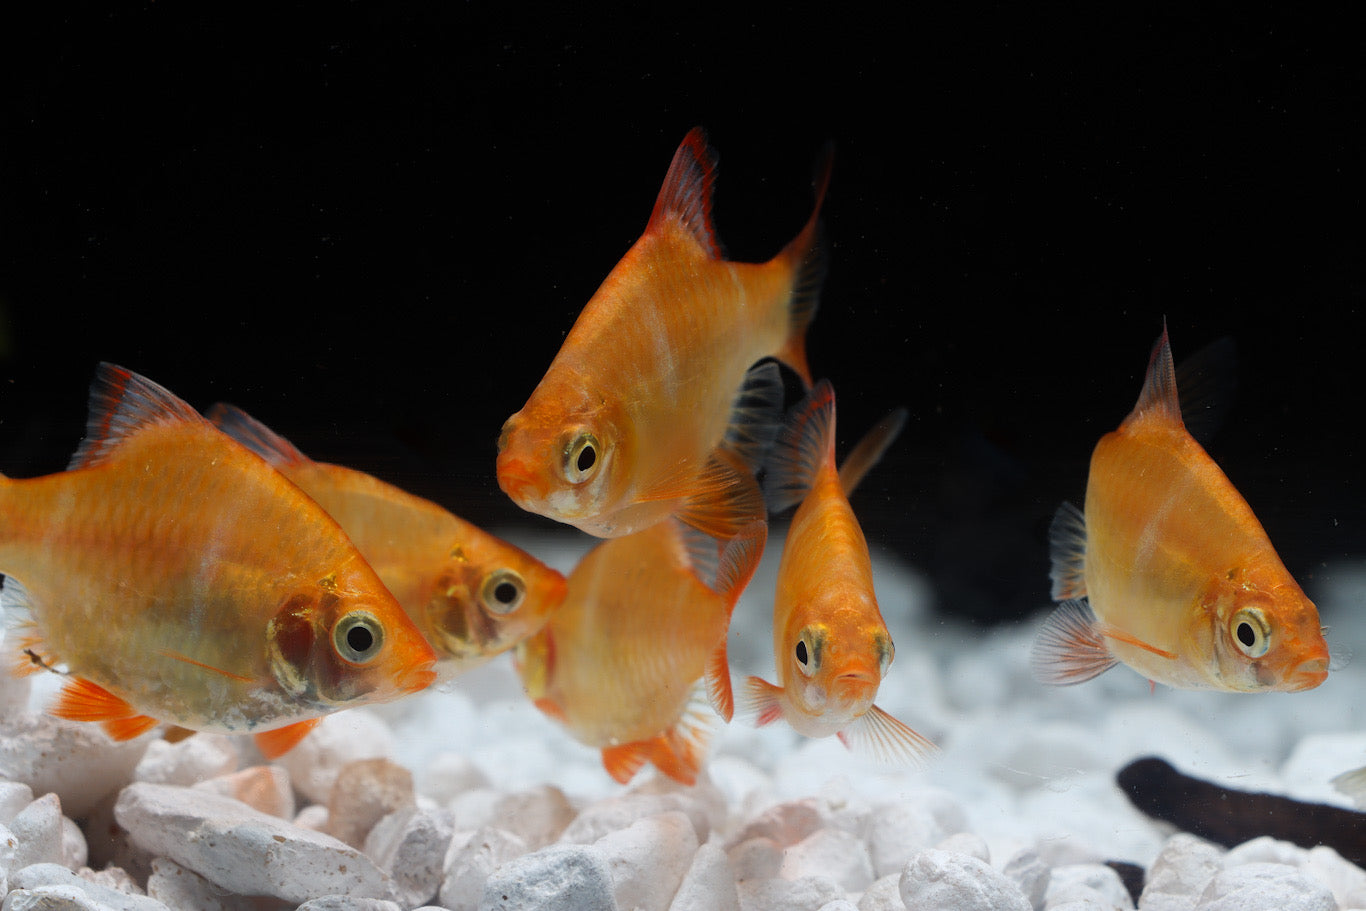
481,569,527,615
333,611,385,665
562,432,600,484
1231,607,1271,659
795,630,819,677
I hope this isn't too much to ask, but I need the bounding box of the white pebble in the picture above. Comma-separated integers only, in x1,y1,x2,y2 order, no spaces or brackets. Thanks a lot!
419,752,493,805
146,857,257,911
440,827,529,911
934,831,990,863
816,902,860,911
856,874,905,911
669,842,740,911
295,898,403,911
1224,835,1309,868
1002,848,1050,909
864,800,945,878
293,803,329,832
728,836,783,884
114,781,394,904
133,734,239,786
899,849,1031,911
477,843,618,911
1305,845,1366,909
594,810,698,911
0,713,150,818
193,764,295,819
8,863,170,910
1196,861,1336,910
274,710,396,805
559,792,710,846
779,827,875,893
737,873,846,911
490,784,576,849
1138,833,1224,911
728,798,826,848
8,793,66,871
364,805,453,909
325,757,415,849
1045,863,1133,909
0,782,35,825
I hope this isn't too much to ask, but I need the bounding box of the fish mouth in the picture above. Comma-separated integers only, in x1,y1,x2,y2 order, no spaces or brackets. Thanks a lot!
1283,656,1329,692
399,662,438,695
496,456,540,504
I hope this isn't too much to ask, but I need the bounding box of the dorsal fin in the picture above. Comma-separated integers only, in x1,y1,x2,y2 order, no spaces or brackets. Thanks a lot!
838,408,907,497
646,127,722,259
206,403,310,468
763,379,835,513
1122,323,1184,431
773,142,834,387
70,363,206,469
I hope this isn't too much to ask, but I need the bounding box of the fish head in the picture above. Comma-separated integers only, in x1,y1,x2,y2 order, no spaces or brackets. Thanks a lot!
424,535,569,672
496,389,632,534
266,567,438,710
1202,571,1330,693
784,622,891,722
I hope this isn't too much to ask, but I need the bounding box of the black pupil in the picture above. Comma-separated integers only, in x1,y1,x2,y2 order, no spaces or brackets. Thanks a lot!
796,640,809,665
1237,622,1256,648
494,581,519,604
576,444,596,473
347,624,375,654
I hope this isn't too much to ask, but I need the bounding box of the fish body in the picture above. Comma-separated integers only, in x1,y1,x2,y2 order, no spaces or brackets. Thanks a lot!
1033,328,1329,692
515,517,765,785
496,127,829,540
208,404,568,683
742,382,935,765
0,365,437,757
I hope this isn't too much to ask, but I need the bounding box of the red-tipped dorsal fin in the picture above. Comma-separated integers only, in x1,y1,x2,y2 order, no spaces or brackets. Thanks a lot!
646,127,722,259
254,717,322,759
763,380,836,513
1122,321,1184,431
838,407,907,497
601,742,650,785
70,363,207,470
774,142,834,387
205,403,311,468
740,676,786,728
837,704,938,767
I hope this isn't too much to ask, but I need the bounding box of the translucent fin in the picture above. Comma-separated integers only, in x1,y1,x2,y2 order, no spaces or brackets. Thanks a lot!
1332,766,1366,808
71,363,205,470
601,742,651,785
720,360,785,476
2,577,52,677
205,403,310,468
254,717,322,759
1174,336,1237,446
51,677,144,724
763,379,835,514
838,407,907,497
739,676,786,728
645,127,722,258
675,520,722,591
674,449,766,542
1030,599,1118,686
774,142,834,387
704,520,767,723
837,704,938,767
1122,322,1184,431
1048,502,1089,601
705,642,735,724
648,689,717,785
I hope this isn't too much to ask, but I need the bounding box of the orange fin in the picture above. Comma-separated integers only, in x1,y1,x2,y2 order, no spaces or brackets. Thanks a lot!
163,725,198,744
740,676,786,727
102,715,160,741
254,717,322,759
673,449,766,543
837,704,938,767
837,408,907,497
532,696,568,724
646,127,722,258
773,142,833,388
1031,599,1119,686
70,363,206,470
601,742,650,785
205,403,311,468
51,678,157,743
705,641,735,724
763,380,835,513
1122,321,1185,431
1047,502,1089,601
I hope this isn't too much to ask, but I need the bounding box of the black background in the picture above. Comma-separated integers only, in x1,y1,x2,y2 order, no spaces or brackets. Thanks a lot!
2,6,1362,624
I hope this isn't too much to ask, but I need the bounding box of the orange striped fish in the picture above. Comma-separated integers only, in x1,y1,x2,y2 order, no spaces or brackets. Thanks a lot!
1032,327,1329,692
516,518,766,785
742,382,936,765
207,404,568,683
0,365,437,757
497,127,829,540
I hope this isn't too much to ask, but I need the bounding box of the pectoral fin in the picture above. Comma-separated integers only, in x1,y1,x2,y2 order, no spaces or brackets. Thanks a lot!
1031,599,1119,686
740,676,786,727
837,704,937,767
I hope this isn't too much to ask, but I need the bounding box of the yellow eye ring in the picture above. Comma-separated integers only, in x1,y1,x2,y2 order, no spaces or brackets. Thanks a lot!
481,569,527,615
1231,607,1271,659
333,611,384,665
563,432,600,484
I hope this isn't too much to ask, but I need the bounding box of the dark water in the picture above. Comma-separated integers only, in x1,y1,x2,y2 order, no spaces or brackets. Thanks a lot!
3,6,1363,626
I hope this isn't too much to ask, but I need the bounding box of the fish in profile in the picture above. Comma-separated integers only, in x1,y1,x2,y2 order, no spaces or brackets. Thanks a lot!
0,364,438,758
1032,326,1329,692
515,518,766,785
497,126,830,540
742,382,936,765
207,403,569,683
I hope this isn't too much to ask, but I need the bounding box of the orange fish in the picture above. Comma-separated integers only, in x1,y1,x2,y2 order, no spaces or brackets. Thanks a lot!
515,518,766,785
497,127,829,540
0,365,437,757
207,403,569,683
1032,326,1329,692
742,382,936,764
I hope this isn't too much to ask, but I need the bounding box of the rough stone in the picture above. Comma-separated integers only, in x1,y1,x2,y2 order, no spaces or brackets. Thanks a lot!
193,764,295,819
594,810,698,911
363,805,454,909
325,757,415,849
899,849,1031,911
477,843,618,911
668,842,740,911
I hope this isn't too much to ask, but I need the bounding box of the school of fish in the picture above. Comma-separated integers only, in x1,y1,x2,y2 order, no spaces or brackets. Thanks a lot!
0,128,1330,785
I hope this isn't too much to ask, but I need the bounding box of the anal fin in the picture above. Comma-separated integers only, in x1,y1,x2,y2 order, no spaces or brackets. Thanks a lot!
601,743,649,785
254,717,322,759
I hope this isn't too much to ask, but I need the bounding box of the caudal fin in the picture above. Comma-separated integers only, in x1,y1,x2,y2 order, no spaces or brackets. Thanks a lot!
773,142,834,387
